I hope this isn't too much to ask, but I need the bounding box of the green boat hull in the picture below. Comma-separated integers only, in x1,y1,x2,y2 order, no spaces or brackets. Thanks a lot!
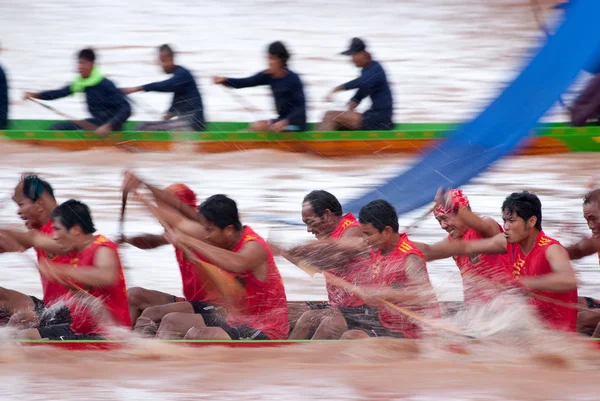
2,120,599,155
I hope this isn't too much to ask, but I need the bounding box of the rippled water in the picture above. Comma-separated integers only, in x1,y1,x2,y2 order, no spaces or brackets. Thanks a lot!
1,0,599,399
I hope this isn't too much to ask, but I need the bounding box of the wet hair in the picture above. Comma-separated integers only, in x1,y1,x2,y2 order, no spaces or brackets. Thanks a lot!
583,189,600,205
303,190,342,217
268,41,290,68
51,199,96,234
159,44,174,58
199,194,242,231
502,191,542,231
358,199,399,233
78,48,96,63
22,174,55,202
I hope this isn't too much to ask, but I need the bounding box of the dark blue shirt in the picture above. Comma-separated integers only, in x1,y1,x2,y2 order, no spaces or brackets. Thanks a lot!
0,63,7,129
224,70,307,131
143,66,205,131
342,61,393,125
38,77,131,129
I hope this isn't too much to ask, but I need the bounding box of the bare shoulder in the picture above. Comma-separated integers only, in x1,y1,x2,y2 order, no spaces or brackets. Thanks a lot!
94,245,119,267
240,239,269,260
341,225,362,238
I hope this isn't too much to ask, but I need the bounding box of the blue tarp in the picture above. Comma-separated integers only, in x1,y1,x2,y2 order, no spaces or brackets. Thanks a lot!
342,0,600,217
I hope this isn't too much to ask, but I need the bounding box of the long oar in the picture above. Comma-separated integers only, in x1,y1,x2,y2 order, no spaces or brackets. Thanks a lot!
220,86,262,122
27,98,98,131
297,260,471,338
119,190,128,240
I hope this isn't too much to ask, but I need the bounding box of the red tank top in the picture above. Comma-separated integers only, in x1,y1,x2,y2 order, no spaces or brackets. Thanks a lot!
450,222,512,303
506,231,578,332
225,226,289,339
365,234,440,339
325,213,365,308
175,247,234,304
36,221,71,305
64,235,131,335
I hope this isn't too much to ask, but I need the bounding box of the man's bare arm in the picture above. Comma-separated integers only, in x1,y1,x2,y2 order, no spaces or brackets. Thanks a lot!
47,246,120,288
122,233,169,249
143,198,206,240
174,231,267,278
519,244,577,293
566,237,600,260
455,209,502,238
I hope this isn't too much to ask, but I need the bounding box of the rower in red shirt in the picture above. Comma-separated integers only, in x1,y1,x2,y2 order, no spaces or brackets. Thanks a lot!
427,191,578,332
19,199,130,340
122,172,289,340
0,174,71,327
123,183,228,334
414,189,512,304
339,199,440,339
565,188,600,336
278,190,366,340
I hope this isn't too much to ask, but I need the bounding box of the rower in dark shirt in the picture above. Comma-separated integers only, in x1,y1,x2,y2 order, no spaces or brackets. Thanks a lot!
23,48,131,137
122,44,205,132
319,38,394,131
213,41,307,132
0,45,8,130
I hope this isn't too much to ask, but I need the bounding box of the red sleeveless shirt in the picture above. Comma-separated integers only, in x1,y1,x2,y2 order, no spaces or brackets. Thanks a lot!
174,247,234,303
225,226,289,340
36,221,71,305
450,222,512,303
63,235,131,335
365,234,440,339
507,231,578,332
325,213,365,308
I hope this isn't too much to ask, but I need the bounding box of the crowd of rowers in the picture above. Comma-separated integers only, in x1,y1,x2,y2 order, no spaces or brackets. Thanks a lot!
1,34,600,135
0,172,599,341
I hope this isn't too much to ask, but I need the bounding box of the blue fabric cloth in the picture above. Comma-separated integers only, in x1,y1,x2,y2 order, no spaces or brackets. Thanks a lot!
342,61,393,130
224,70,307,131
143,65,205,131
38,77,131,130
0,63,8,129
342,0,600,217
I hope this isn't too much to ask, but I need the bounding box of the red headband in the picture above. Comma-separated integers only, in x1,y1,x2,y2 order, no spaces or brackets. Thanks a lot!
434,189,469,217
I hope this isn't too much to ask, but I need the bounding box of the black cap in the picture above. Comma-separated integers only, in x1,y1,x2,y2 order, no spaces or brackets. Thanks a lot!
341,38,366,55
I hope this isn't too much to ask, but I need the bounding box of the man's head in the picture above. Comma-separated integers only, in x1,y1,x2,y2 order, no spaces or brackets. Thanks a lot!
341,37,370,68
583,189,600,238
166,183,197,208
51,199,96,252
13,174,56,230
434,189,470,240
158,44,176,74
358,199,399,253
77,48,96,79
301,190,343,240
198,194,242,249
267,41,290,73
501,191,542,244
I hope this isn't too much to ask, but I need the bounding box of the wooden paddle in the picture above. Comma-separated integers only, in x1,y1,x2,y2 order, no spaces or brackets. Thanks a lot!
119,190,128,240
28,98,98,131
134,193,246,305
297,261,471,338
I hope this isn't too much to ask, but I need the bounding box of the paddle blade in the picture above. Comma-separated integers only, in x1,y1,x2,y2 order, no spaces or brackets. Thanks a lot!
297,261,320,277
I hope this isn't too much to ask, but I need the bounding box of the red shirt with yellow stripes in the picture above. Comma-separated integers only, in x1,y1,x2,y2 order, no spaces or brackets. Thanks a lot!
366,234,439,339
507,230,578,332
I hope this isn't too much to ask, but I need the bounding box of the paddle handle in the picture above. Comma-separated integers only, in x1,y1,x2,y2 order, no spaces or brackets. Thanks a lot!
28,98,98,131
